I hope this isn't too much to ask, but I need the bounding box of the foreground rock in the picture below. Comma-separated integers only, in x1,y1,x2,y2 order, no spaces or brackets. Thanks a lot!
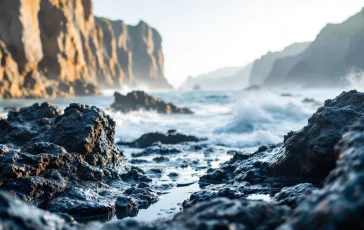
181,90,364,208
279,120,364,229
0,192,75,230
110,91,193,114
118,130,202,148
0,103,157,220
0,191,289,230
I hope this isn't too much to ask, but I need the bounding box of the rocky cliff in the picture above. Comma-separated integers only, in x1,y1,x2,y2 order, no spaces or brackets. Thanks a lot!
0,0,170,99
96,18,172,89
264,8,364,87
249,42,310,86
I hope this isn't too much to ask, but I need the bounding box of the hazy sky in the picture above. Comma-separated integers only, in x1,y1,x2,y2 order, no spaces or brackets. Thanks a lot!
93,0,364,87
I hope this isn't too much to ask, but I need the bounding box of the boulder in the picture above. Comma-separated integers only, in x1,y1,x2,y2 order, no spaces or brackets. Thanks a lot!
124,130,201,148
0,103,157,219
273,183,316,208
278,119,364,229
111,91,193,114
0,102,61,146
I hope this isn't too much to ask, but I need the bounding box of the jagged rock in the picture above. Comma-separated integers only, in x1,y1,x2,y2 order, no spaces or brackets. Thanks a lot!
32,103,125,169
132,145,182,157
278,119,364,229
267,90,364,179
273,183,316,208
110,91,193,114
124,130,201,148
0,102,61,146
0,103,158,219
171,198,290,230
0,190,290,230
123,183,159,209
183,183,250,208
201,90,364,190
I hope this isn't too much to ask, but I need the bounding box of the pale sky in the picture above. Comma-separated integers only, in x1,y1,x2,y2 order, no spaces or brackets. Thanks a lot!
93,0,364,87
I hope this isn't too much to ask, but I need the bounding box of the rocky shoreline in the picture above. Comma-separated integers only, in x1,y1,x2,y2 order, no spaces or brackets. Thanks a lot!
0,90,363,229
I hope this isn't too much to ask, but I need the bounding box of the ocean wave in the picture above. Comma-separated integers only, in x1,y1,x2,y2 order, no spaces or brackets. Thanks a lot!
214,91,313,145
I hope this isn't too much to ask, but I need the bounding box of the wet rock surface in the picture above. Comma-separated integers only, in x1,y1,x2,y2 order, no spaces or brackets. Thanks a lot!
1,90,364,229
279,120,364,229
0,103,158,221
0,102,61,146
110,91,194,114
0,191,75,230
120,130,203,148
200,90,364,189
273,183,316,208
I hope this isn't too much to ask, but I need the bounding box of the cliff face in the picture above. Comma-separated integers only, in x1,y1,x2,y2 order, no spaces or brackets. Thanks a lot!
264,8,364,87
249,42,310,86
0,0,169,99
96,19,171,89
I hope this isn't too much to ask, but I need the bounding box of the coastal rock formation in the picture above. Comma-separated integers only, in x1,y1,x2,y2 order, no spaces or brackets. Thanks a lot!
279,119,364,229
180,90,364,209
0,103,157,219
265,8,364,87
0,0,170,99
201,90,364,185
120,129,202,148
2,91,364,230
249,42,310,86
0,102,61,146
110,91,193,114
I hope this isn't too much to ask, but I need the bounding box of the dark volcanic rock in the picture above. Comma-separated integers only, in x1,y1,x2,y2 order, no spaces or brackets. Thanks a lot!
268,90,364,179
86,198,290,230
110,91,193,114
32,103,125,169
0,191,74,230
191,90,364,209
273,183,316,208
132,145,182,157
182,183,250,208
201,90,364,189
0,103,158,219
171,198,289,230
279,120,364,229
0,102,61,146
126,130,202,148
